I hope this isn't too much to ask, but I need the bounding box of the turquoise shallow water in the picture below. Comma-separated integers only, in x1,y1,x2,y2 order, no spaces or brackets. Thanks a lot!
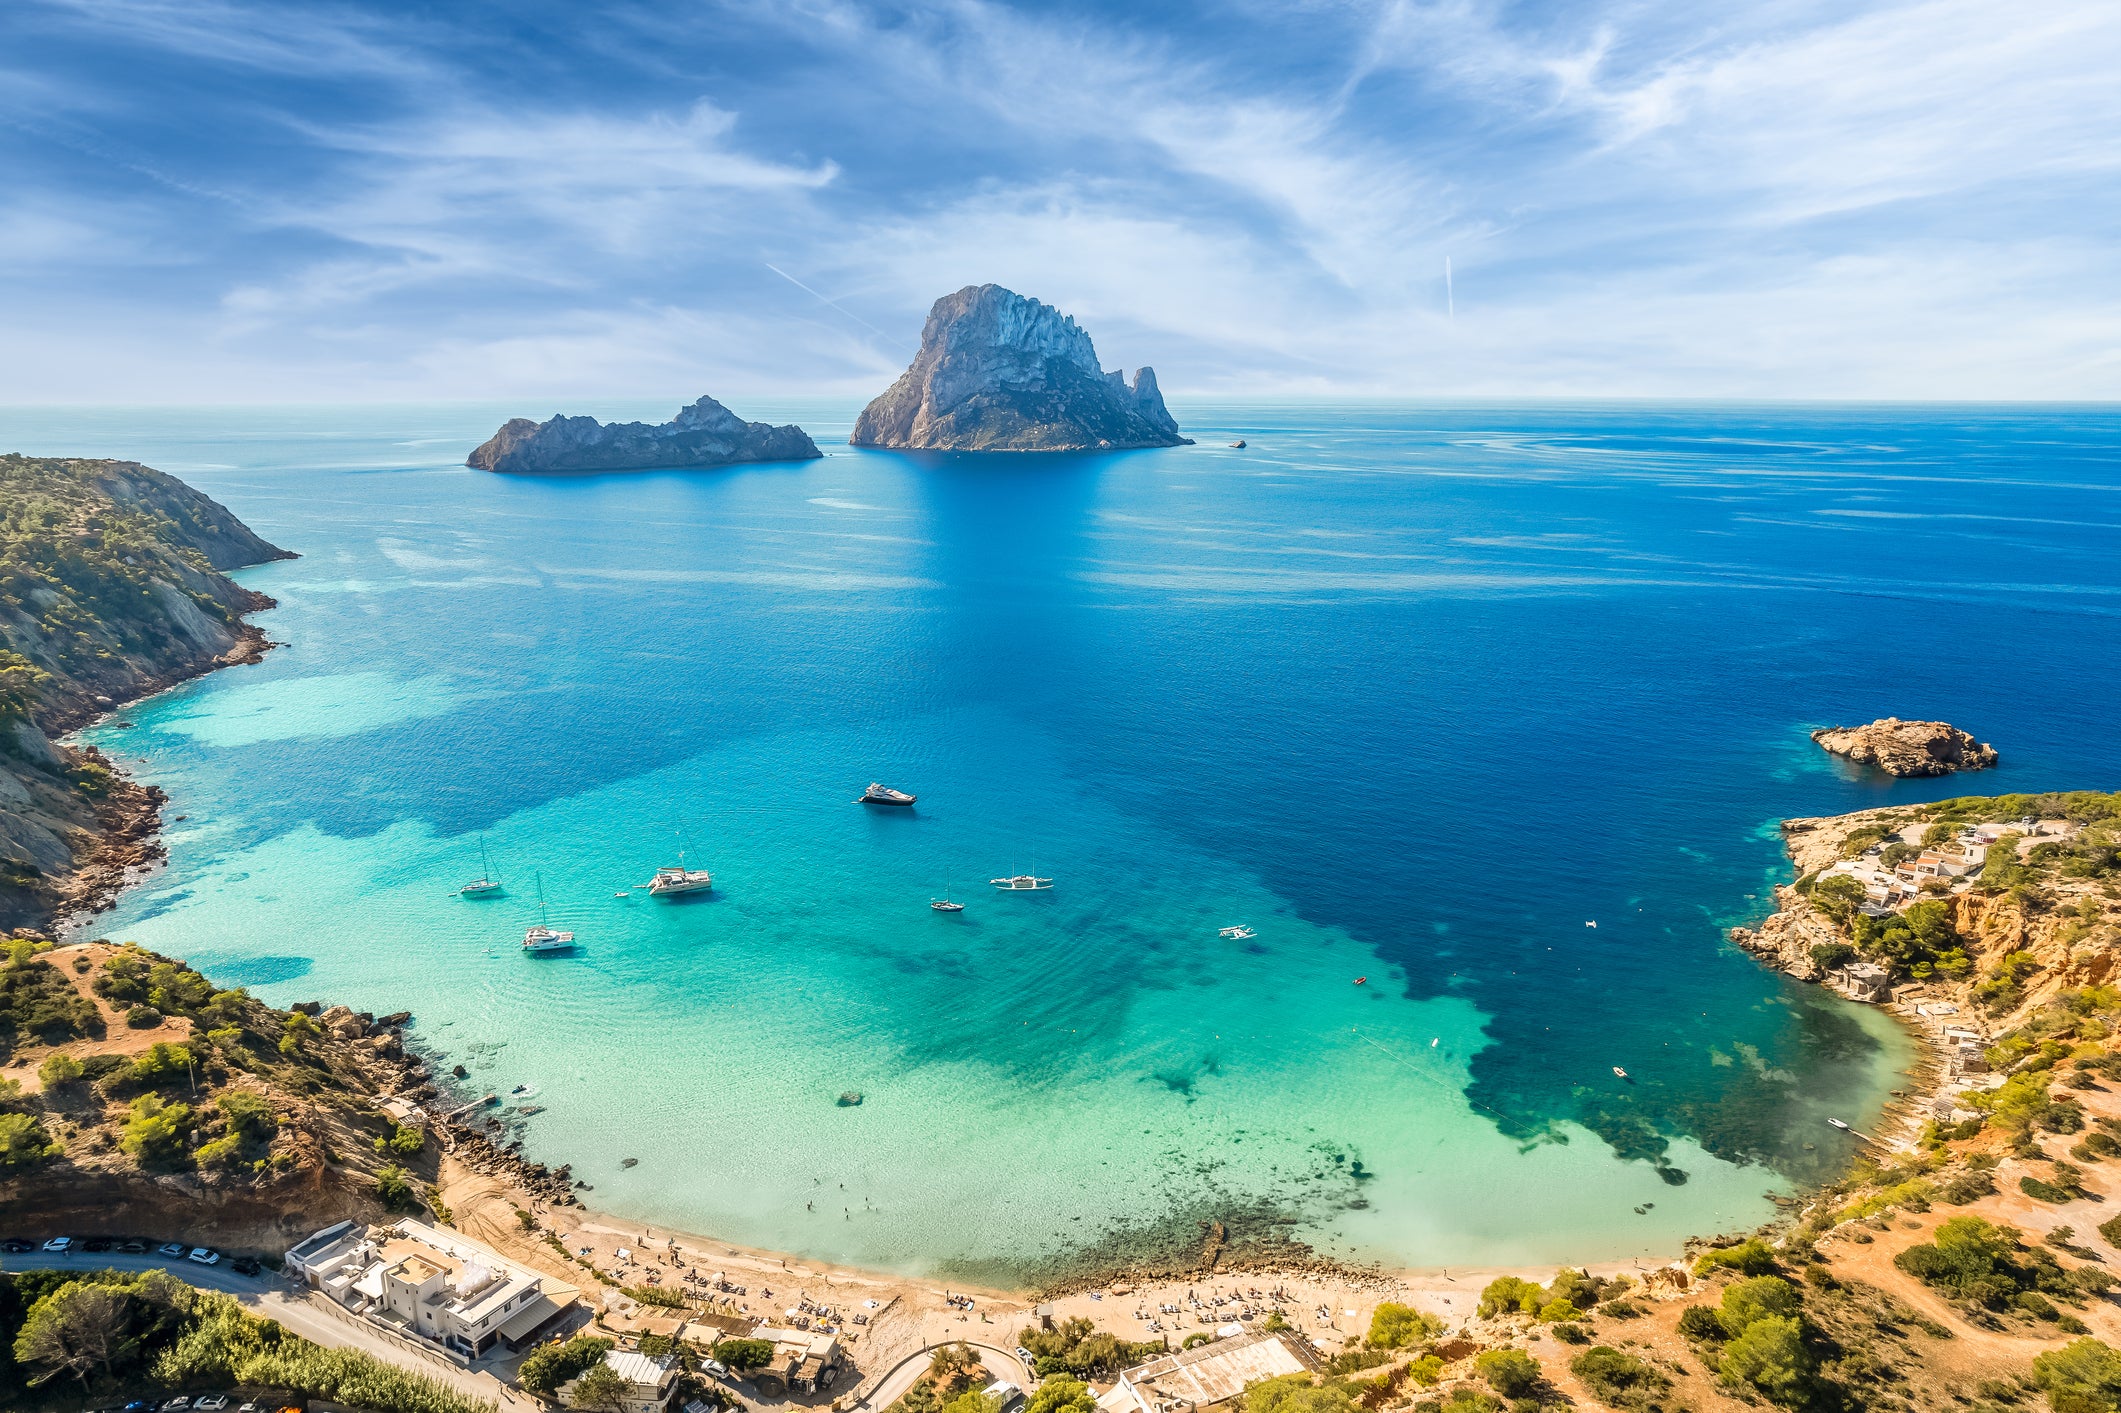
9,399,2119,1283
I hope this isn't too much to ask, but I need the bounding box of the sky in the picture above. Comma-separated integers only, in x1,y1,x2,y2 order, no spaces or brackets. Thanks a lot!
3,0,2118,402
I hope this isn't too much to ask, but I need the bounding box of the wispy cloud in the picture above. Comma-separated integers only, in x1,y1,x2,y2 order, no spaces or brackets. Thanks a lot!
1,0,2115,400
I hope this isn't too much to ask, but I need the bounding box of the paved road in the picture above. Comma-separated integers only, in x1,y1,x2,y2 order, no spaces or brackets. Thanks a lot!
853,1342,1033,1413
0,1252,531,1409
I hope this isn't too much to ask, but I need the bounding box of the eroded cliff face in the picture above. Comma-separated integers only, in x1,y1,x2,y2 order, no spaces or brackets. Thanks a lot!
467,395,821,473
0,455,291,931
850,284,1191,451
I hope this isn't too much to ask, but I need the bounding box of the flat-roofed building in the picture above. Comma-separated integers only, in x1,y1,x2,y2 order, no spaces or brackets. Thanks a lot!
289,1218,579,1360
560,1349,680,1413
1099,1331,1321,1413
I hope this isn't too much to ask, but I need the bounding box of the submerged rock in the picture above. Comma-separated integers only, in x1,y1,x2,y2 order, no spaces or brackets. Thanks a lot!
850,285,1191,452
467,395,821,474
837,1091,864,1107
1811,718,1997,777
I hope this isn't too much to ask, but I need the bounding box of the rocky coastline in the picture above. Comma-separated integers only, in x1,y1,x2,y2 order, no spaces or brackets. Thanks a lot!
0,454,292,933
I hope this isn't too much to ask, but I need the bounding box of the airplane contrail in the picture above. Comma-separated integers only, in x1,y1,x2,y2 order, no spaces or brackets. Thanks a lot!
764,263,910,348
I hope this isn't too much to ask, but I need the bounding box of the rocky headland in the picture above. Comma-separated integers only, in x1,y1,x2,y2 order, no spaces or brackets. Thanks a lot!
467,395,821,474
0,455,291,932
1812,717,1997,776
849,284,1191,452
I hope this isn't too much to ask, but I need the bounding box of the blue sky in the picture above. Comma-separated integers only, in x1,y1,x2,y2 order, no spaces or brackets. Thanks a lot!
4,0,2117,401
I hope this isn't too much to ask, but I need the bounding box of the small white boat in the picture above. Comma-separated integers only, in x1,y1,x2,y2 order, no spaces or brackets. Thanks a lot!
523,873,576,953
1827,1118,1852,1132
931,898,965,913
1585,920,1598,928
1218,925,1255,940
461,836,504,896
647,841,712,896
990,875,1052,890
858,783,916,806
1612,1066,1630,1080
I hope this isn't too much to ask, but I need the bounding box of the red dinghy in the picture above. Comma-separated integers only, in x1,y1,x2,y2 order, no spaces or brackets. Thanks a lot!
1353,976,1367,986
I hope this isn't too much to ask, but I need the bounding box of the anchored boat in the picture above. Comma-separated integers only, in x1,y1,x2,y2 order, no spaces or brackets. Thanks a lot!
1218,925,1255,939
460,836,504,897
647,834,712,896
859,782,917,806
989,875,1052,890
523,873,575,953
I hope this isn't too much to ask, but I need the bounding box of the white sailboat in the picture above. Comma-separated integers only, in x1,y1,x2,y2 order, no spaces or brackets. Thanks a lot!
647,834,713,896
522,873,575,953
460,837,503,896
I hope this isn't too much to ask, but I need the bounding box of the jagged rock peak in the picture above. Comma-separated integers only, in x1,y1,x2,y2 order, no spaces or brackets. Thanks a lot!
850,284,1192,452
1811,717,1998,777
467,395,821,474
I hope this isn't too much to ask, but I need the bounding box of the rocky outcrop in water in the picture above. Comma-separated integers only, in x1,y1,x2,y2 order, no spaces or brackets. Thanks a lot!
1811,718,1997,776
850,285,1190,452
467,396,820,474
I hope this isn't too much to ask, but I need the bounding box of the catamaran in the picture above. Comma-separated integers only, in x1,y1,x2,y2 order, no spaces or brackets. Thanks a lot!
989,874,1053,890
647,842,713,896
460,837,503,897
1218,925,1255,939
522,873,575,953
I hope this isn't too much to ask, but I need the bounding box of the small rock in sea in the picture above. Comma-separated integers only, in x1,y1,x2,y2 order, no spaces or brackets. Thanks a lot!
837,1091,864,1107
621,1157,639,1168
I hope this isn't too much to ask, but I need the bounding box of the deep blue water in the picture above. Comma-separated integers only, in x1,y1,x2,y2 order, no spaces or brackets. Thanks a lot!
6,399,2117,1281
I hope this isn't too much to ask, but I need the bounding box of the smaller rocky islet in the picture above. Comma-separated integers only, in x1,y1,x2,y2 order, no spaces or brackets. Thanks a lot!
1811,717,1998,777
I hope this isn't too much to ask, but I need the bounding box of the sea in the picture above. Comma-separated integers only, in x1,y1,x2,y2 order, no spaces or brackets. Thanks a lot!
5,399,2117,1287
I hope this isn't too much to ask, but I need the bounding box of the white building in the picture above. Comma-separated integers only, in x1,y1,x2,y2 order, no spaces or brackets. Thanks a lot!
288,1218,579,1359
1098,1331,1320,1413
559,1349,680,1413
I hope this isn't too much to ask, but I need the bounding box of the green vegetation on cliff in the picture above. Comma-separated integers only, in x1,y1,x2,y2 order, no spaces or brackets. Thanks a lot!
0,455,288,930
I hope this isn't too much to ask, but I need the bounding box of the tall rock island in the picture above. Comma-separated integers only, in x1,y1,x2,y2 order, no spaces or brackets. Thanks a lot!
468,396,821,474
850,285,1190,452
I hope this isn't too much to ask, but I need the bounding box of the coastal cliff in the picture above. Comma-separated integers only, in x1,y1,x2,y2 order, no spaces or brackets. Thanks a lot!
850,285,1191,451
1812,718,1997,777
0,456,291,931
467,395,821,473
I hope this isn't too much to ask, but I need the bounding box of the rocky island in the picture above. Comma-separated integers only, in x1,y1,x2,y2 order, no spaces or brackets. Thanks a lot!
467,395,821,474
0,455,291,932
849,284,1191,451
1812,717,1997,776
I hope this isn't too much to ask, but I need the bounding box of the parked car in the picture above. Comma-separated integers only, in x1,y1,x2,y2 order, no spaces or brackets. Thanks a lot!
0,1239,30,1253
120,1239,149,1254
123,1401,157,1412
159,1242,188,1258
235,1401,262,1412
160,1398,193,1412
85,1237,115,1252
1016,1346,1037,1369
41,1236,73,1254
231,1256,263,1276
194,1396,230,1410
188,1246,221,1266
702,1359,730,1378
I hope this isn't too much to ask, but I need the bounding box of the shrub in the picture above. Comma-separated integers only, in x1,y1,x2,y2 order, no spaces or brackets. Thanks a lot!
1476,1275,1544,1319
1676,1305,1726,1343
2033,1337,2121,1413
1810,943,1857,973
624,1284,686,1309
374,1163,415,1210
521,1334,615,1395
1569,1345,1670,1411
1535,1297,1582,1322
2024,1176,2076,1204
1366,1300,1444,1349
2100,1214,2121,1250
713,1337,775,1371
126,1004,164,1028
1718,1276,1801,1338
0,1110,58,1168
1717,1314,1811,1404
1245,1374,1359,1413
1473,1350,1541,1400
120,1094,193,1164
1693,1238,1776,1278
36,1051,82,1086
1943,1169,1998,1204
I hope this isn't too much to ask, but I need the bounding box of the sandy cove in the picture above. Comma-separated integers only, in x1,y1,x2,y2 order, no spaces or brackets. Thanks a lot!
436,1150,1690,1395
